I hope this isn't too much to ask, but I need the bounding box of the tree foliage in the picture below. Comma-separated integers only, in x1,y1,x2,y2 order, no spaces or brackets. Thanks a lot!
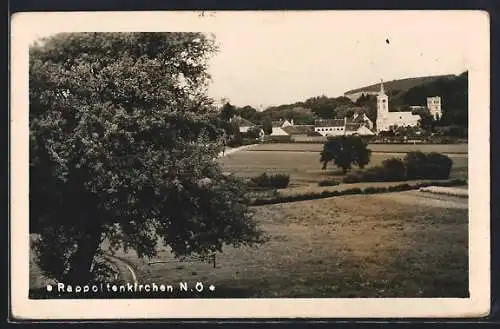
30,32,265,284
220,102,236,121
320,136,371,173
262,117,273,135
412,108,437,133
401,72,468,127
236,105,261,124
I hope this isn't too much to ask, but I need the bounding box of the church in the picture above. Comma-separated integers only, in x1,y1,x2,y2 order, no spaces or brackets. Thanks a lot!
375,80,441,133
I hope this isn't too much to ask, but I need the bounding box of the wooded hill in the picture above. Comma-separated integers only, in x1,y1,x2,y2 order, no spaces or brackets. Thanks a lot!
344,74,456,95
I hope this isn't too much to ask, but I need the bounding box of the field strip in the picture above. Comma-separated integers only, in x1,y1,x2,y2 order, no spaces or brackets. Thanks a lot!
217,143,259,158
419,186,469,197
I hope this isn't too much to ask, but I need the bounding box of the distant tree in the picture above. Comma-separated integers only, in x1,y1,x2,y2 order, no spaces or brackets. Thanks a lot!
320,136,371,173
220,102,236,121
413,108,436,133
30,32,265,285
262,117,273,135
355,94,377,123
244,126,262,140
401,72,468,127
303,95,356,119
237,105,261,124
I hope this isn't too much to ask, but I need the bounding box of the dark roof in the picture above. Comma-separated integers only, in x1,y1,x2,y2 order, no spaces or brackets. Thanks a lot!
315,119,344,127
351,114,369,124
282,125,314,135
345,123,362,131
231,116,256,127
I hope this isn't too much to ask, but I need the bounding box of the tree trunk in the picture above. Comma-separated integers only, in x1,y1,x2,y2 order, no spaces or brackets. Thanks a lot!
64,231,101,285
63,209,103,285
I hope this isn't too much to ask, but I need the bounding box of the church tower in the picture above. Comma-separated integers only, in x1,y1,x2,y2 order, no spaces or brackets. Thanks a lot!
427,96,442,120
376,79,389,133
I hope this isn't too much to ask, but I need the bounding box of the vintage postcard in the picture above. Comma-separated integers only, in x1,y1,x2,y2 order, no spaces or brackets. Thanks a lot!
10,10,490,319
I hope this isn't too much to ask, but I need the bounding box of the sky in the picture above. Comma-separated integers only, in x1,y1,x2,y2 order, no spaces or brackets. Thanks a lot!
17,11,482,109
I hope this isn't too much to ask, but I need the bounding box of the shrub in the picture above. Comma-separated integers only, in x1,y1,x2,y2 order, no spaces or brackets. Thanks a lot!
425,152,453,179
360,166,389,182
404,151,453,180
363,186,388,194
241,138,256,146
250,173,290,189
388,183,411,192
318,180,340,187
381,158,407,181
343,172,363,183
340,188,363,195
404,151,428,179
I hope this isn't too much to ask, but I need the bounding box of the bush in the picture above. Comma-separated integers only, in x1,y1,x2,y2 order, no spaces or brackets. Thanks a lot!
340,188,362,195
343,172,363,183
404,151,453,180
250,173,290,189
425,152,453,179
318,180,340,187
241,138,256,145
404,151,428,179
360,166,389,182
388,183,411,192
363,186,388,194
381,158,407,181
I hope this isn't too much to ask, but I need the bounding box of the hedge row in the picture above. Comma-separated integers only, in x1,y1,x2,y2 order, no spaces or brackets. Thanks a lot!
248,173,290,189
344,151,454,183
318,180,341,187
250,179,467,206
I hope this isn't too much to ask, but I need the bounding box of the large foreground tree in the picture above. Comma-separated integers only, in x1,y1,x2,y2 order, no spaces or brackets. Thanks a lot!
30,33,265,284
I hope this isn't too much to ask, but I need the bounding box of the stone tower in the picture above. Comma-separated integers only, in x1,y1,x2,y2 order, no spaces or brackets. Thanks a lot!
376,79,389,133
427,96,442,120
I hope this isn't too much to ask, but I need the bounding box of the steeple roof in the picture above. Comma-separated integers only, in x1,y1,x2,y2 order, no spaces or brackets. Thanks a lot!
379,79,386,95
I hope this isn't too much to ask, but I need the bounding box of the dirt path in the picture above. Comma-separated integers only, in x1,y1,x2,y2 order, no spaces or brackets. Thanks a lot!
217,144,259,158
103,254,138,284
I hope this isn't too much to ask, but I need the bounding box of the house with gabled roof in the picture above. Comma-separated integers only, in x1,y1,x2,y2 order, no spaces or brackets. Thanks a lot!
230,116,258,133
314,115,375,137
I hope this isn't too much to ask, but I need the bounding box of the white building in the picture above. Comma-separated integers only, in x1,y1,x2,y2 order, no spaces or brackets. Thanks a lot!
376,80,421,133
230,116,258,133
314,119,346,136
352,112,374,130
314,117,375,137
427,96,442,120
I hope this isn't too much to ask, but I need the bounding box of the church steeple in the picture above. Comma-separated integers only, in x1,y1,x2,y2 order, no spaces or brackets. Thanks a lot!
379,79,385,95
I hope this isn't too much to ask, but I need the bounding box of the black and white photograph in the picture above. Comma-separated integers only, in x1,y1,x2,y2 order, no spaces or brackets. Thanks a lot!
10,11,490,319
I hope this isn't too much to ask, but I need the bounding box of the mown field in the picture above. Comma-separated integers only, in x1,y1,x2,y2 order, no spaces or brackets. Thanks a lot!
249,143,468,153
218,143,468,186
70,191,466,298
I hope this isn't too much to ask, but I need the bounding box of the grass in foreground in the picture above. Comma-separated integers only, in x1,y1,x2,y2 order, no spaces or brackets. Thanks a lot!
40,191,466,299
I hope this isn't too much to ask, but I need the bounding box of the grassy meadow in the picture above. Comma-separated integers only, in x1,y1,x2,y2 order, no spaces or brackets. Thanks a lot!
218,143,468,186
